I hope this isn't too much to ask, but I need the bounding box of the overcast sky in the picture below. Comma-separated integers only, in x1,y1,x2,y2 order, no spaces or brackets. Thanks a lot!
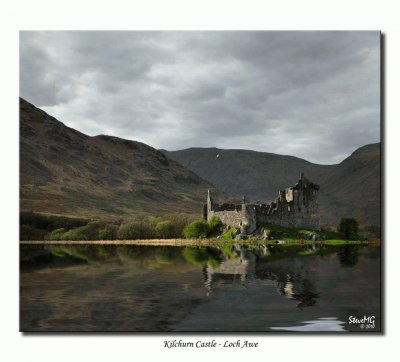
20,31,380,164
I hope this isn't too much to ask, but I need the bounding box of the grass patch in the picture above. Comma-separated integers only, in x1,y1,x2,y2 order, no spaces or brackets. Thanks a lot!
259,223,364,244
223,227,239,241
323,239,364,245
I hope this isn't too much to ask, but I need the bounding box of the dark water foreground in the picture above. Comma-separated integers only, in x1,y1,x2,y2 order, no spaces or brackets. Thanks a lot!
20,243,381,332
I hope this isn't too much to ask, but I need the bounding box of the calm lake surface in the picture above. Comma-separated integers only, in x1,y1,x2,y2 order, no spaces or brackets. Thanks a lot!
20,243,381,332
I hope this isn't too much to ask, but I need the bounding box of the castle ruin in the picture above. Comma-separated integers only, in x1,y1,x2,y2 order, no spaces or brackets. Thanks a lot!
203,173,320,234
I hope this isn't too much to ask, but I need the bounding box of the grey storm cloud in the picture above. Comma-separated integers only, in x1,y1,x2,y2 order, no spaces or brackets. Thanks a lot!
19,31,380,164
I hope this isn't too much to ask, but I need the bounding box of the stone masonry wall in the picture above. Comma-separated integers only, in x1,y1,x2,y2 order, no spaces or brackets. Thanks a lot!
241,204,257,234
205,174,320,233
208,209,244,228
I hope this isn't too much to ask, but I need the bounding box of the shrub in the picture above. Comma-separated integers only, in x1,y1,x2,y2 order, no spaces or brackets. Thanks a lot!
162,213,194,237
155,220,176,238
147,216,163,227
20,211,89,232
47,228,67,240
98,226,117,240
55,222,102,241
20,212,90,240
208,216,222,235
62,226,91,240
338,218,359,239
183,220,209,238
20,224,47,240
117,221,156,240
45,222,118,241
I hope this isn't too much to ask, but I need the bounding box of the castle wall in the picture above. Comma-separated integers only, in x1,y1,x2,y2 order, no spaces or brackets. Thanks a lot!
286,188,294,202
205,174,320,234
256,186,319,230
241,204,257,234
208,209,244,228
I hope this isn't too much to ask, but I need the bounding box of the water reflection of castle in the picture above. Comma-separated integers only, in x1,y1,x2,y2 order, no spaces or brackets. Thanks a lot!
203,246,256,295
203,245,320,309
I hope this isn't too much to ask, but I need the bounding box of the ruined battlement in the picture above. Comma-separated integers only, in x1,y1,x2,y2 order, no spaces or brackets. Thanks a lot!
204,173,320,234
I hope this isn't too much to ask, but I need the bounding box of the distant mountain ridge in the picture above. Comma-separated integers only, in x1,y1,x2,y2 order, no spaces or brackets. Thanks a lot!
162,143,381,227
20,98,223,220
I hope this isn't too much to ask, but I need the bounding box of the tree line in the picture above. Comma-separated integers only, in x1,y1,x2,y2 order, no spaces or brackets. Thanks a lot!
20,211,223,241
20,212,379,241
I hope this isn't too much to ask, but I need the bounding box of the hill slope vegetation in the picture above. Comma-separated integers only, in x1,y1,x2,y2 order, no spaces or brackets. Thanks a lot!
20,98,221,220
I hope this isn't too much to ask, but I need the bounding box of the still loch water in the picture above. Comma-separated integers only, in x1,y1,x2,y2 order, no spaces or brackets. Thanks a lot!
20,243,381,332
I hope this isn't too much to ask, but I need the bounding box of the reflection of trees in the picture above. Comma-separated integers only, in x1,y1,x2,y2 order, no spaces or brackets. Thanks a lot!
291,279,319,310
47,244,115,263
337,245,359,267
116,246,183,269
20,245,89,269
182,247,222,268
31,245,186,270
24,245,224,271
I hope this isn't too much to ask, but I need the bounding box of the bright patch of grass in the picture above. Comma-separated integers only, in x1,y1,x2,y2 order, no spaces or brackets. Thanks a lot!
223,227,239,241
324,239,364,245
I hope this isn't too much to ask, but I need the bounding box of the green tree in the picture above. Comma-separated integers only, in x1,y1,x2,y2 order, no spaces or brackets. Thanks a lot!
98,226,117,240
162,213,194,236
208,216,222,232
155,220,176,238
147,216,163,227
338,218,359,239
183,220,210,238
47,228,66,240
117,221,156,240
61,222,104,240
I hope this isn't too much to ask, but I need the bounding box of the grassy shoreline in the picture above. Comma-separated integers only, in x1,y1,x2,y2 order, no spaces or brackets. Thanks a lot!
20,238,374,247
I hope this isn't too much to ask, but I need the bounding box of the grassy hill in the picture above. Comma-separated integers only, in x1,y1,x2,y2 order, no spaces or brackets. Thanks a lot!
20,98,224,220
